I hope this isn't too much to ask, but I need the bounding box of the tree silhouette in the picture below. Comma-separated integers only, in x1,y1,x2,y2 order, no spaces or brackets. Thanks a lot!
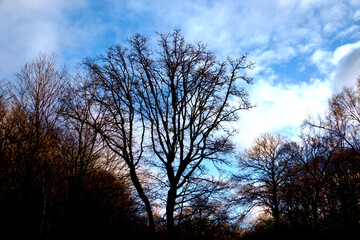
0,54,144,239
236,133,292,228
79,29,253,239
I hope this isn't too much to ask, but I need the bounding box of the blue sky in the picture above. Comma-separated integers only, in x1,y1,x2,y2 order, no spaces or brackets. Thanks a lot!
1,0,360,149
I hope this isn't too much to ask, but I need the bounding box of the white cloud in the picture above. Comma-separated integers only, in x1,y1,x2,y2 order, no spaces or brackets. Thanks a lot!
310,40,360,91
0,0,64,77
0,0,99,79
323,22,340,34
235,78,331,150
332,41,360,65
311,49,332,74
254,47,297,65
337,25,360,39
354,10,360,21
332,47,360,91
299,0,324,8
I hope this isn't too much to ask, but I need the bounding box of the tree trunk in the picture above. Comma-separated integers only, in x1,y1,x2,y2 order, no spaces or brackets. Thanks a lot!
272,184,280,228
166,186,177,240
129,167,156,237
312,181,320,232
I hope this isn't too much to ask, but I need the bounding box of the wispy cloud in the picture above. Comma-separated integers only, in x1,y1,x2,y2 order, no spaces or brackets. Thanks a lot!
0,0,108,78
0,0,64,76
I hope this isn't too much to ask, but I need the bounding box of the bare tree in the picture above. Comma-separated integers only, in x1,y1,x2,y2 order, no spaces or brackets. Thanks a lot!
236,133,291,228
305,78,360,157
280,130,332,231
59,76,112,235
75,46,157,235
79,30,253,238
132,30,252,239
305,79,360,230
9,53,68,236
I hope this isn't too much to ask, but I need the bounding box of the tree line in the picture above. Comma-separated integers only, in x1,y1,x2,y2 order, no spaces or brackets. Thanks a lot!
236,83,360,239
1,30,360,239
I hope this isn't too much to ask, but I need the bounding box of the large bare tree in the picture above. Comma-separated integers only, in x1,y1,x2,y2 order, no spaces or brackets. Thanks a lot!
79,30,253,238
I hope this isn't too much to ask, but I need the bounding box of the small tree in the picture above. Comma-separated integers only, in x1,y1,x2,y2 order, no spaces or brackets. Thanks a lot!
236,133,291,228
1,53,68,237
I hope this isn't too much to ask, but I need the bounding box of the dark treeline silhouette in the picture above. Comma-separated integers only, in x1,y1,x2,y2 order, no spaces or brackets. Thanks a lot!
236,80,360,239
1,30,360,240
0,53,147,239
